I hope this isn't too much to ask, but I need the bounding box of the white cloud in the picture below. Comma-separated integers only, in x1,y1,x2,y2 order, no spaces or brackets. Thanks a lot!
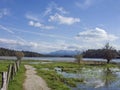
8,27,73,40
0,38,24,45
76,27,118,42
75,0,93,9
26,13,55,29
28,21,55,29
25,14,39,21
29,21,34,26
26,41,82,53
0,25,14,34
49,13,80,25
0,38,38,51
44,2,68,16
56,7,68,14
26,2,80,27
0,38,78,53
44,7,52,16
0,8,10,18
0,37,119,53
0,25,26,42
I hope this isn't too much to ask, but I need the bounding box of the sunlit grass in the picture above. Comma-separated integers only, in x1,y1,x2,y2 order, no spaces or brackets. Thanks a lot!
8,64,26,90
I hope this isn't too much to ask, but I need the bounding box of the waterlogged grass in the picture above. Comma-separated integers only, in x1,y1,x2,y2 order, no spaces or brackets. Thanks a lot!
8,64,26,90
32,62,85,90
43,62,78,68
33,62,83,73
36,69,70,90
31,61,120,90
65,78,84,87
36,70,83,89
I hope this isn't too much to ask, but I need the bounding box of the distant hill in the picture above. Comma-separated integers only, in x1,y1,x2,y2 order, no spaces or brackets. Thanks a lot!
0,48,17,56
48,50,80,57
22,51,46,57
0,47,46,57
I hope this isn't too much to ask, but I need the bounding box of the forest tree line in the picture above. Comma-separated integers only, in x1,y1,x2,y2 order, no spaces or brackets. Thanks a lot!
83,49,120,58
0,47,120,58
0,47,46,57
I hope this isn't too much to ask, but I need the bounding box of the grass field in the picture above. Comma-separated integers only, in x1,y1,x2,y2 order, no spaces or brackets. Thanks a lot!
8,64,26,90
0,60,14,86
0,60,120,90
31,62,88,90
31,61,120,90
0,60,25,90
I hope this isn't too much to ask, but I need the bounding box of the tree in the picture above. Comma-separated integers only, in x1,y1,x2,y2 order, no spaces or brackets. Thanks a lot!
102,43,117,64
15,51,24,60
74,53,83,64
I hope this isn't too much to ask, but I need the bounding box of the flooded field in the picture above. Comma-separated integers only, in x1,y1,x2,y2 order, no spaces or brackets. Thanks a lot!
55,66,120,90
31,61,120,90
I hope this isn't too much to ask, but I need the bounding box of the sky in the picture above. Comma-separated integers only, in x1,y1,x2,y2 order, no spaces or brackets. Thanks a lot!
0,0,120,53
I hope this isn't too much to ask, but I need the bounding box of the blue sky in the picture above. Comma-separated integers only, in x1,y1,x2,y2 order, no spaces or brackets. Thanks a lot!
0,0,120,53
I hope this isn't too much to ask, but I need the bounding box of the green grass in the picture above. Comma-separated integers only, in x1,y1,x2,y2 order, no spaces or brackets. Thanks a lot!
0,63,9,86
0,60,13,86
0,60,25,90
33,62,80,72
32,62,86,90
8,64,26,90
1,60,119,90
0,60,14,71
36,69,70,90
31,61,120,90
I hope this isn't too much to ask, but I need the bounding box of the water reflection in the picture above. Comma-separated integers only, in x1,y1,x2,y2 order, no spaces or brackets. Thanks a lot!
55,66,120,90
102,67,118,88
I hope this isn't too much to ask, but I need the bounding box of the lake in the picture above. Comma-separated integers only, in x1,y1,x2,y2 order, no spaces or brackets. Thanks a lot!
0,56,120,62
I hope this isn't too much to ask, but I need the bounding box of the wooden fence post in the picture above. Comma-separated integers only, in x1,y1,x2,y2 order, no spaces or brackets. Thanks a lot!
11,64,15,80
15,61,18,72
16,60,20,71
1,72,7,90
7,64,12,85
0,60,21,90
13,62,17,75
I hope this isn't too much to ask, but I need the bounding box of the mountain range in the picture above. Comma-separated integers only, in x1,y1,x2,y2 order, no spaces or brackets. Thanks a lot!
48,50,80,57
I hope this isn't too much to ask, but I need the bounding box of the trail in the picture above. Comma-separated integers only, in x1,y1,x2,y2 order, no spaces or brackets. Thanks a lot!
23,65,50,90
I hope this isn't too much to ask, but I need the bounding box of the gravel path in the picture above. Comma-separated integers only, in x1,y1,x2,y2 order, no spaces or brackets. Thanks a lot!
23,65,50,90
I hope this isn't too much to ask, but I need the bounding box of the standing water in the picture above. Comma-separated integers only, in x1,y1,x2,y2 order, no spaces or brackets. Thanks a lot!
56,66,120,90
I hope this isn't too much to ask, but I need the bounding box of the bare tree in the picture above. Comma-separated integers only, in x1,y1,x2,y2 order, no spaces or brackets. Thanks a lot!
102,43,117,64
74,52,83,64
15,51,24,60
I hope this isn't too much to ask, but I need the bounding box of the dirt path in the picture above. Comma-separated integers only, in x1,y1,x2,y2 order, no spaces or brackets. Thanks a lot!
23,65,50,90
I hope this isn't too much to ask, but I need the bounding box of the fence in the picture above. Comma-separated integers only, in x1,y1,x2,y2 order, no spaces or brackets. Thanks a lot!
0,60,21,90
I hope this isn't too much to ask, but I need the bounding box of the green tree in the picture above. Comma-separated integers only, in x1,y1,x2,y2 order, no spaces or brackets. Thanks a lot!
102,43,117,64
15,51,24,60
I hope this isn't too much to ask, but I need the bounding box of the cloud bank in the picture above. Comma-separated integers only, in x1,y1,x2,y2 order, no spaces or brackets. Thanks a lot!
28,21,55,29
49,13,80,25
76,27,118,42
